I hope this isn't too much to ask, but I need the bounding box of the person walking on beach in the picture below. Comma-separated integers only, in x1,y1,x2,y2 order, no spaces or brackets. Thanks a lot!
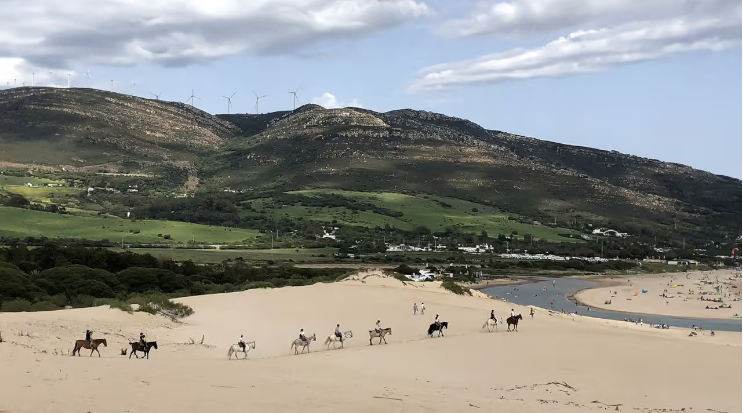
413,303,418,315
420,302,426,315
530,307,535,319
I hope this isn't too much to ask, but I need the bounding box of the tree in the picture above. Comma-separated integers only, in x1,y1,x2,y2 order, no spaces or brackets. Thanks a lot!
116,267,160,293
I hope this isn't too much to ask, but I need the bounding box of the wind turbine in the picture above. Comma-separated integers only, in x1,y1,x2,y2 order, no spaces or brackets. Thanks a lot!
288,89,300,110
110,79,115,92
223,92,236,114
67,73,71,88
32,72,35,87
252,91,266,114
186,89,201,107
131,82,137,97
49,71,55,87
151,91,164,100
84,70,93,85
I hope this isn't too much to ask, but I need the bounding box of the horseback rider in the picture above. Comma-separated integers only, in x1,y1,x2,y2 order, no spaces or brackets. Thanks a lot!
238,334,246,350
139,332,146,349
85,329,92,344
334,324,343,343
375,320,382,334
299,328,307,343
510,309,515,318
490,310,496,321
435,314,441,329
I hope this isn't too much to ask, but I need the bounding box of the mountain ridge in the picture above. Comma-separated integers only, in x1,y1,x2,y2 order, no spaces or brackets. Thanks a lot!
0,87,739,242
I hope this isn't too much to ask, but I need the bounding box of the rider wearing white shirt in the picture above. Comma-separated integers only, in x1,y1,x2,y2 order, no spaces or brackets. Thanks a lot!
510,309,515,318
435,314,440,327
299,329,307,342
375,320,382,334
238,335,245,350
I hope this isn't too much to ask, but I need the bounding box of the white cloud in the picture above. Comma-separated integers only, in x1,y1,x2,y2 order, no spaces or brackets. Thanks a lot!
412,0,740,91
311,92,364,108
442,0,736,37
0,0,428,75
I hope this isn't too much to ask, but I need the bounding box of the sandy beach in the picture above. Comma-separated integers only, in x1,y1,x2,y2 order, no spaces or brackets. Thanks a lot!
575,270,742,320
0,269,740,413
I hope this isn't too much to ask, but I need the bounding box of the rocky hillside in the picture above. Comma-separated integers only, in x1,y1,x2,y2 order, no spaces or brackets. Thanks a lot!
209,105,740,240
0,87,238,171
0,88,739,240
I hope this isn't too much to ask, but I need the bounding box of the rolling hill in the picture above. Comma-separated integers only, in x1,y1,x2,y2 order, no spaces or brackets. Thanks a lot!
0,87,739,243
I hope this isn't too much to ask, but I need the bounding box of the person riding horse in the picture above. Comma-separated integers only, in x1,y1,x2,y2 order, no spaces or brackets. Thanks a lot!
238,334,246,350
139,332,146,349
375,320,382,334
490,310,496,322
85,329,93,344
334,324,343,343
435,314,441,329
299,329,307,343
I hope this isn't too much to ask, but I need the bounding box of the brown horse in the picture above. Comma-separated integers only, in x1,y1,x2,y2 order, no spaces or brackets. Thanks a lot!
368,327,392,345
72,338,108,357
507,314,523,332
129,341,158,359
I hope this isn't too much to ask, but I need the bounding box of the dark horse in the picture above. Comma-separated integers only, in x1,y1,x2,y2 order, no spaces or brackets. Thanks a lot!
507,314,523,332
72,338,107,357
427,321,448,337
129,341,158,359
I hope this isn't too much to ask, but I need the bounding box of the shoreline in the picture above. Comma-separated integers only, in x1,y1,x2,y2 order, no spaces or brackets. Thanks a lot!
571,270,742,321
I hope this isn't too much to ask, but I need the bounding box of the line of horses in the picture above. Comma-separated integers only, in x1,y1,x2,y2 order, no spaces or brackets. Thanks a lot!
71,339,158,358
69,314,524,360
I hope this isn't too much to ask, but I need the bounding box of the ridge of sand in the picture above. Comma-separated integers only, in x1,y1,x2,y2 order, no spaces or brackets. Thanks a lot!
1,269,740,413
574,270,742,320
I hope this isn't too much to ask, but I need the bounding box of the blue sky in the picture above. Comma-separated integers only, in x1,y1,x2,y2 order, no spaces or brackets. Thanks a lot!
1,0,740,177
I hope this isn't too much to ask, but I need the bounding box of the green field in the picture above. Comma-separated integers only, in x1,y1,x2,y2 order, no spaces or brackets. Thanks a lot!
249,189,578,242
113,247,339,263
0,207,259,243
5,186,84,204
0,176,64,186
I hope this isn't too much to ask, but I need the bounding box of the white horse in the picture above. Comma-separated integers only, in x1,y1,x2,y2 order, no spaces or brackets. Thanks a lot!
227,341,256,360
324,331,353,349
482,318,503,332
290,334,316,354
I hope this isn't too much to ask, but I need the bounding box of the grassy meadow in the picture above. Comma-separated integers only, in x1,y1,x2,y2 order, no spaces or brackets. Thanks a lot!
112,247,339,263
248,189,577,242
0,207,259,243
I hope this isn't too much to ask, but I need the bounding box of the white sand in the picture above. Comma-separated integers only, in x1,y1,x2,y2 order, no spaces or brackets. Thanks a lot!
575,270,742,320
0,269,740,413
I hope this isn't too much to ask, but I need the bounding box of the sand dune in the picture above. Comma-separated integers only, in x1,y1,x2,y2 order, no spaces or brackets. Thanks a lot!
1,270,740,413
575,270,742,320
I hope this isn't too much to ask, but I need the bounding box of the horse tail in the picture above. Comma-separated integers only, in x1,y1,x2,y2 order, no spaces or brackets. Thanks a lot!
227,347,233,358
482,321,487,329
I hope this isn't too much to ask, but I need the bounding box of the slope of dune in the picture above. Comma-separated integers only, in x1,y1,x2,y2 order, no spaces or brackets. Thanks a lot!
0,270,740,413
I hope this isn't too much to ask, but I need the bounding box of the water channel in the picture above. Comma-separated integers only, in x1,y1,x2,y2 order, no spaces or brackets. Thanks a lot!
481,277,742,332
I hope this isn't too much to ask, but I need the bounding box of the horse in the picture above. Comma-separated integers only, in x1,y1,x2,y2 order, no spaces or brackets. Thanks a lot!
290,334,316,354
507,314,523,332
129,341,158,359
427,321,448,337
368,328,392,345
324,331,353,349
72,338,107,357
227,341,256,360
482,318,502,332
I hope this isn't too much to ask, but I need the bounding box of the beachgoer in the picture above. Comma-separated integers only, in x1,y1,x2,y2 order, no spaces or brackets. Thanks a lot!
299,329,307,343
510,309,515,318
85,329,92,344
139,332,146,348
490,310,496,321
375,320,382,334
238,334,245,350
530,308,535,319
435,314,440,328
421,302,426,315
413,303,418,315
335,324,343,343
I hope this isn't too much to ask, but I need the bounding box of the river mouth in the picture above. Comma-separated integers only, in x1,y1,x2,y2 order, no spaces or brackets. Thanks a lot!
482,277,742,332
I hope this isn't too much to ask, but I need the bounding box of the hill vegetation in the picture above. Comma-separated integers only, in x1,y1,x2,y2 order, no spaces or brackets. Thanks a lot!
0,87,739,251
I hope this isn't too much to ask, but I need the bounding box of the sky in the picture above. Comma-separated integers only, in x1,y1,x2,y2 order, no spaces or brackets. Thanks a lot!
0,0,740,178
